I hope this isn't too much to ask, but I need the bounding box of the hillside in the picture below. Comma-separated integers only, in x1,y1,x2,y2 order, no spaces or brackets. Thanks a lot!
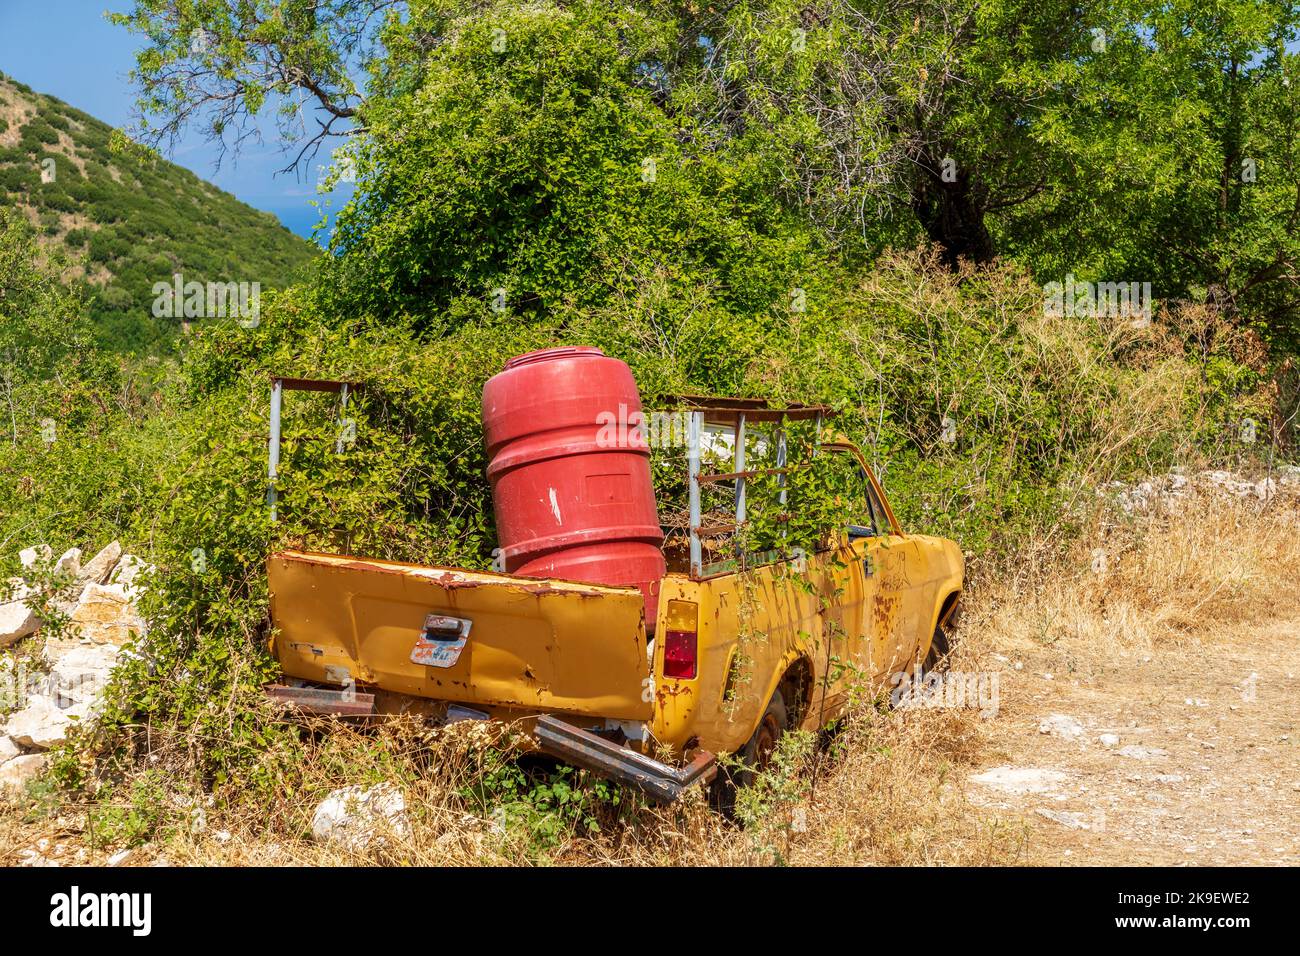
0,74,317,354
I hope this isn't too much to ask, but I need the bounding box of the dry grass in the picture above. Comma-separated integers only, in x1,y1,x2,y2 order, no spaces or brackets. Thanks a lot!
17,698,1011,867
971,484,1300,660
960,482,1300,865
0,666,1018,867
3,481,1299,867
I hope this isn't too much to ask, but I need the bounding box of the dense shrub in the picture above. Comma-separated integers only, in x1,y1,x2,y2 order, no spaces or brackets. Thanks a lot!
0,165,33,193
42,109,70,132
21,118,59,145
87,229,127,262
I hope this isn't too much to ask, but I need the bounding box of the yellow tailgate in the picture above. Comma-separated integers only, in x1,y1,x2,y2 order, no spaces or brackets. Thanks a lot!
269,551,653,721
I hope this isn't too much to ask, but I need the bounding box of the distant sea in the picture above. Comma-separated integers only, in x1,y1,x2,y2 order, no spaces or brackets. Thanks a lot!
259,179,355,245
266,203,331,246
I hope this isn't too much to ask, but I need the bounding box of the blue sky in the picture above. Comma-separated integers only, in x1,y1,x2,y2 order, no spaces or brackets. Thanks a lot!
0,0,352,240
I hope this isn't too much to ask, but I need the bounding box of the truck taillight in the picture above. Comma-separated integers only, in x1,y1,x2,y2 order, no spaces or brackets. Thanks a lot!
662,600,698,680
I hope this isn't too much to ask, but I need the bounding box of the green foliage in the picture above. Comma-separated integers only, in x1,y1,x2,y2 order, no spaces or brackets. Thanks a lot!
0,209,103,427
464,752,630,860
985,0,1300,346
8,553,80,646
85,769,171,847
730,729,816,864
108,0,364,158
749,445,866,554
327,1,815,331
22,118,59,146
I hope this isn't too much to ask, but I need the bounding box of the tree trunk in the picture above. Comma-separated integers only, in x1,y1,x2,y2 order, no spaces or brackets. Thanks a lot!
910,151,996,267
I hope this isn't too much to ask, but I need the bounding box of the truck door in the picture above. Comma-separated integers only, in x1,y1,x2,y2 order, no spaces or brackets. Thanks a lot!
828,448,928,684
850,471,896,682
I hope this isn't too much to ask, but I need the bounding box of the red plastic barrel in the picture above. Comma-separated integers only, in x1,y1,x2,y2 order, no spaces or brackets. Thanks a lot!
483,347,666,629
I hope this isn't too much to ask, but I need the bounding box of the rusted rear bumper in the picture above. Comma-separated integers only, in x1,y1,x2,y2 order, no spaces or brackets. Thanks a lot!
267,683,715,803
267,683,376,717
533,714,716,804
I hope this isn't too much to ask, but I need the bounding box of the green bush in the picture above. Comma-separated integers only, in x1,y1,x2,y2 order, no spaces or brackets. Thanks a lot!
87,229,127,262
0,165,33,193
41,109,70,132
22,118,59,145
40,183,77,213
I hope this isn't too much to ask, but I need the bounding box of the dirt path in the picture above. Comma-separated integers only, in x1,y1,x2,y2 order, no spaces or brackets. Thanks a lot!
964,617,1300,865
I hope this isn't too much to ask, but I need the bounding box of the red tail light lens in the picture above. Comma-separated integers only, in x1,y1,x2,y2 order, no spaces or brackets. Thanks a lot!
663,629,697,679
661,600,698,679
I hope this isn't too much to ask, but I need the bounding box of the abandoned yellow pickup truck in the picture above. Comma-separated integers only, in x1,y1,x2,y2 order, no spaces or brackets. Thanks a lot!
267,367,962,804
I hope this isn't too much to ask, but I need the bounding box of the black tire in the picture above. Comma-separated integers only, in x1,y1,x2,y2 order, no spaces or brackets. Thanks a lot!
924,623,951,672
711,689,788,817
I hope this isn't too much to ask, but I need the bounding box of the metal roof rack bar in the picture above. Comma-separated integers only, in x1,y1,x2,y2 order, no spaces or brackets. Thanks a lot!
268,377,363,522
664,395,833,424
697,466,792,484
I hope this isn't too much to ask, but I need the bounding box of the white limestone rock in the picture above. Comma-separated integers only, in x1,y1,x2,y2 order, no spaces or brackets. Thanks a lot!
19,544,51,569
69,583,146,646
0,600,39,647
0,754,49,795
1038,714,1084,739
3,696,85,749
77,540,122,586
311,783,410,852
54,548,81,576
49,643,121,708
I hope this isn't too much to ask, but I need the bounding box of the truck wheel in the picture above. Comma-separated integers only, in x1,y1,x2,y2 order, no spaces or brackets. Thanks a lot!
924,624,951,672
711,689,788,817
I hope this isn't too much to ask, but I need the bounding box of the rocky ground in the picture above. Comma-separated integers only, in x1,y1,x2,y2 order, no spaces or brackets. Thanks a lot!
965,619,1299,865
961,468,1300,865
0,541,150,796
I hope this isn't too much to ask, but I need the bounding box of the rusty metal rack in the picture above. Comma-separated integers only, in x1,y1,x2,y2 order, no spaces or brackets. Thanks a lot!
667,396,831,579
267,376,363,521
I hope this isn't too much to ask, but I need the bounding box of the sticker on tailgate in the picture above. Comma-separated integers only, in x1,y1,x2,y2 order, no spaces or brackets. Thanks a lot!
411,613,473,668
